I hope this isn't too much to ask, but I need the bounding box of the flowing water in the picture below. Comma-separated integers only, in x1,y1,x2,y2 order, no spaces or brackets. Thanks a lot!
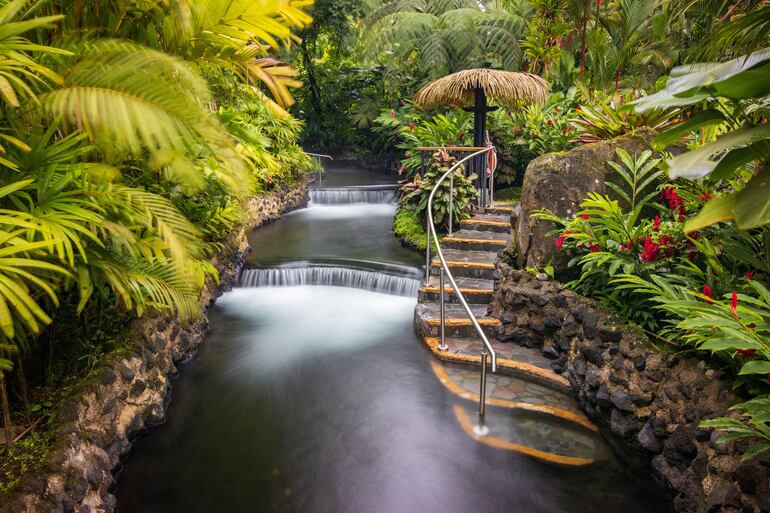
116,166,673,513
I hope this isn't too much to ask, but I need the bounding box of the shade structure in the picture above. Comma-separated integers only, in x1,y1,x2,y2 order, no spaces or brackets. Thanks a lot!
414,69,549,207
413,68,549,111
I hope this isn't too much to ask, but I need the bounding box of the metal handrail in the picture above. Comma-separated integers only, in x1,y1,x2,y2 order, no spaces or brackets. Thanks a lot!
425,147,497,418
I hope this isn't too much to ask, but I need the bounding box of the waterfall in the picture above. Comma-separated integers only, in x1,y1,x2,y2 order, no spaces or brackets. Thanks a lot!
309,186,396,205
239,266,421,297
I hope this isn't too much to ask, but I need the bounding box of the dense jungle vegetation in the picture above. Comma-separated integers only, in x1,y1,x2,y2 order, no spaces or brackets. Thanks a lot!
1,0,770,493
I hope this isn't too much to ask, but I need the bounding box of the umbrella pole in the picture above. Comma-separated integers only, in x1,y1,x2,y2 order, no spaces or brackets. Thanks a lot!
473,88,487,208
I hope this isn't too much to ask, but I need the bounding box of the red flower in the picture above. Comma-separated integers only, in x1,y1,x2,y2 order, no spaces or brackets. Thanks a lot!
582,214,590,220
702,284,714,304
389,109,396,117
408,123,415,131
653,215,660,232
640,237,660,261
662,187,687,219
459,133,465,141
767,374,770,385
737,349,756,357
745,271,754,280
555,230,573,250
589,243,600,253
698,193,712,201
513,127,519,134
576,105,582,111
547,119,554,126
731,291,739,318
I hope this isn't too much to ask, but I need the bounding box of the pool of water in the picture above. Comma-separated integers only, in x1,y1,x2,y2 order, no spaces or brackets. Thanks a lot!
115,166,672,513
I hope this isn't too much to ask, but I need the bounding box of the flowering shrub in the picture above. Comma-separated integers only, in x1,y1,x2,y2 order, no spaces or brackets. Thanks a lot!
534,147,770,461
491,88,579,157
372,104,471,177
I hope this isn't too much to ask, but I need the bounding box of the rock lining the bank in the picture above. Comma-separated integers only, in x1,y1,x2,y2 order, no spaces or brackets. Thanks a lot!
0,183,308,513
491,262,770,513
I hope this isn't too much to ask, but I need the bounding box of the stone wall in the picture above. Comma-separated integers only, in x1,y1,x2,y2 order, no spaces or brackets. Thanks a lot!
491,262,770,513
1,182,308,513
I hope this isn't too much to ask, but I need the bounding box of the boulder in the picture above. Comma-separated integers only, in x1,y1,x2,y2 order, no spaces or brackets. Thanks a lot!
514,128,656,271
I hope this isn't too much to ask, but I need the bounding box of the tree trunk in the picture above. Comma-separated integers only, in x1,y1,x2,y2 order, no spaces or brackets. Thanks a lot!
300,40,322,118
1,372,13,450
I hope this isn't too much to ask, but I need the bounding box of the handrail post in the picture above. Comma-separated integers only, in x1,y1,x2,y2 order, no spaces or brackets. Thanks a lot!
448,174,454,236
479,351,488,417
439,268,448,350
425,230,431,285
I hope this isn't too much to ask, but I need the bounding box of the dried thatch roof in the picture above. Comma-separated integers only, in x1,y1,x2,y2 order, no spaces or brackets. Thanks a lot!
413,68,549,110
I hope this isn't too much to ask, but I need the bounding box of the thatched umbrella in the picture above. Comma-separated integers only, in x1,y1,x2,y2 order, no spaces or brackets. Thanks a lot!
414,69,549,206
414,68,549,148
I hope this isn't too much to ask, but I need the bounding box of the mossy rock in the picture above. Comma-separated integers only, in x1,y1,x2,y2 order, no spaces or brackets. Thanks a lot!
514,128,657,273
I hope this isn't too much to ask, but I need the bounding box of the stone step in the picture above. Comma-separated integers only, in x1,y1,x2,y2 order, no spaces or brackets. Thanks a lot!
442,229,510,252
452,404,597,466
429,360,596,432
459,214,511,233
420,335,571,391
418,275,495,304
414,302,499,338
429,249,498,280
485,204,516,216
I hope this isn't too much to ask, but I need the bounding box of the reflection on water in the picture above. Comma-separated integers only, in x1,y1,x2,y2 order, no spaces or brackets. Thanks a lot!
117,286,672,513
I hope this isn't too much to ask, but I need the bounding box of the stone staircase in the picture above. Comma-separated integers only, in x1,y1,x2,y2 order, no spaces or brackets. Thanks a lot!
413,204,601,465
414,204,571,390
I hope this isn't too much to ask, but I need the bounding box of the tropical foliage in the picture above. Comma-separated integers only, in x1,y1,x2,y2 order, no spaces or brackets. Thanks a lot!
0,0,314,452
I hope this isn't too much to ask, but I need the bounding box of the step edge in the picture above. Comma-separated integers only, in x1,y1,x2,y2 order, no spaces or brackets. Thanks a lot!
421,336,571,390
452,405,595,466
430,361,597,432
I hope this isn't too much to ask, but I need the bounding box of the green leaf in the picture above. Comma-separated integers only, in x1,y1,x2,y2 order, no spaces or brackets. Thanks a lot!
683,194,736,232
739,360,770,375
652,110,726,149
734,170,770,229
741,443,770,462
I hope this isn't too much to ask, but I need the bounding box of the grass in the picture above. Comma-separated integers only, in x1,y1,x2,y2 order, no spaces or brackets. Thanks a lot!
394,204,428,250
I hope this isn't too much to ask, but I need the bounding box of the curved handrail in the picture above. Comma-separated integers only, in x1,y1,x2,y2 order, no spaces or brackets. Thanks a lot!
426,147,497,374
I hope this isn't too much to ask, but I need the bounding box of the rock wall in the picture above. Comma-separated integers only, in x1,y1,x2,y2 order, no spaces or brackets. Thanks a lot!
491,262,770,513
513,128,656,272
1,182,308,513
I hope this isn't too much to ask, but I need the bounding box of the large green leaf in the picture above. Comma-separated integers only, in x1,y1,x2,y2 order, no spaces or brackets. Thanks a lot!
739,360,770,375
652,109,726,149
667,124,770,179
683,194,736,232
735,170,770,229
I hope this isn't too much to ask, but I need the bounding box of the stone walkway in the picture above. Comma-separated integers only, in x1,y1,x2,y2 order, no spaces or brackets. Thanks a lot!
415,204,598,465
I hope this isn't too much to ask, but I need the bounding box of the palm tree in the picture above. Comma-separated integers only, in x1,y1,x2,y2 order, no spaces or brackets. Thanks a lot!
364,0,527,82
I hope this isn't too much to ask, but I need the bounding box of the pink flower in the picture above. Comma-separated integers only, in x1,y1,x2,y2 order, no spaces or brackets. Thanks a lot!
408,123,415,131
731,291,739,318
745,271,754,280
702,285,713,304
390,109,396,117
513,127,519,134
